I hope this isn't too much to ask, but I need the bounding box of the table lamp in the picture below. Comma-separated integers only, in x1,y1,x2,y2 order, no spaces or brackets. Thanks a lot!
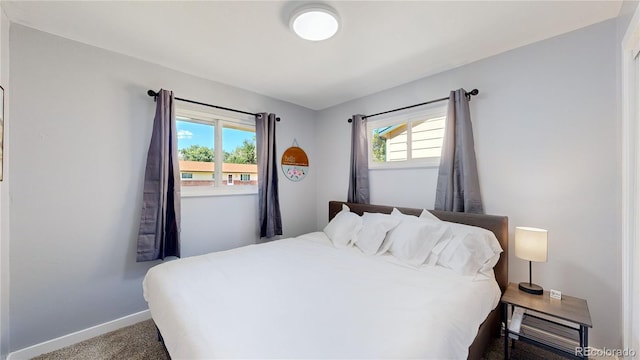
515,226,548,295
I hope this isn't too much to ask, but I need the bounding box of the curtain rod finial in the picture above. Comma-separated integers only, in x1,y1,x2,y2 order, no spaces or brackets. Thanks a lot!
347,118,352,123
276,117,281,122
147,90,158,97
469,89,479,96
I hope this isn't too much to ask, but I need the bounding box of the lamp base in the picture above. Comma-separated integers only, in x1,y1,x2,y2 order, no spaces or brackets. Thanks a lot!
519,282,543,295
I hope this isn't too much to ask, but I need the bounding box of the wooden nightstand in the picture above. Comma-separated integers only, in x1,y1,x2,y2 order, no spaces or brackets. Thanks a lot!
501,282,592,359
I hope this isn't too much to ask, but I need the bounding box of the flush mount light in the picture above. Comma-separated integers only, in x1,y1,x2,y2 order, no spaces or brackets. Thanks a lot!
290,4,340,41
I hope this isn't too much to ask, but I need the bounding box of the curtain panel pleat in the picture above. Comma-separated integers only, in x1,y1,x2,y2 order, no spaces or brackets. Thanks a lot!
434,88,483,213
136,89,181,261
256,113,283,238
347,114,370,204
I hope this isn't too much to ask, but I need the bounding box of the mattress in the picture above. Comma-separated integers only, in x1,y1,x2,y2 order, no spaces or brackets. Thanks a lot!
143,231,501,359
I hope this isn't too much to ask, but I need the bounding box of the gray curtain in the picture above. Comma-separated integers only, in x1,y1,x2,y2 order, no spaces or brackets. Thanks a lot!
256,113,282,238
347,114,370,204
136,89,181,261
434,89,484,213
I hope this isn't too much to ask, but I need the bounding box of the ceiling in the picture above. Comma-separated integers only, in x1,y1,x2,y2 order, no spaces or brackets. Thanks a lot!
1,1,624,110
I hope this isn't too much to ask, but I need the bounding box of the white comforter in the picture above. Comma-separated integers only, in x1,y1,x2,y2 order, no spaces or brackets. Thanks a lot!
143,232,501,359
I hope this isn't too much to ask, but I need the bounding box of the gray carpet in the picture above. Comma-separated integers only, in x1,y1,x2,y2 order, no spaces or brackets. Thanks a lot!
32,319,565,360
31,320,168,360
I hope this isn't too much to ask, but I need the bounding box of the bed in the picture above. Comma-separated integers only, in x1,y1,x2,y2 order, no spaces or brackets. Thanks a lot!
143,201,508,359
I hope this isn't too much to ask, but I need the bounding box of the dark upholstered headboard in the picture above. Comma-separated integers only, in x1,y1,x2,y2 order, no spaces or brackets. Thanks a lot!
328,201,509,293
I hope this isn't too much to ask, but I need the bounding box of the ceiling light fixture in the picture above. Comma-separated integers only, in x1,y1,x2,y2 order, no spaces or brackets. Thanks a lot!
290,4,340,41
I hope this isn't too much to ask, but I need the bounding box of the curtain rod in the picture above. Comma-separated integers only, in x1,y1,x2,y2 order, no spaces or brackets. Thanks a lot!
347,89,479,123
147,90,280,121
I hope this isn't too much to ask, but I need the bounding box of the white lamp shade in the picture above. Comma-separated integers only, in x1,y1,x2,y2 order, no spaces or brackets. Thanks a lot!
515,227,548,262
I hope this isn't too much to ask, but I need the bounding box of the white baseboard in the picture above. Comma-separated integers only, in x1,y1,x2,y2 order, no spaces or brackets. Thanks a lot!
7,310,151,360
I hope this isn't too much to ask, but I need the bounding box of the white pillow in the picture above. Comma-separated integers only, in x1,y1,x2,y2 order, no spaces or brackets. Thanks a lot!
477,254,501,279
387,207,440,222
425,238,448,266
419,209,441,222
387,217,450,267
323,204,362,248
377,208,441,255
378,208,413,254
353,213,401,255
435,222,503,276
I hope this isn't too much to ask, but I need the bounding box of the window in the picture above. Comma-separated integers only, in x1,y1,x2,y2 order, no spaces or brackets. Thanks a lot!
176,107,257,196
368,106,446,169
240,174,251,181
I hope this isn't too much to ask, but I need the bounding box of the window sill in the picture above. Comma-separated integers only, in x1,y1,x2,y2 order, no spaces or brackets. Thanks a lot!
181,186,258,198
369,158,440,170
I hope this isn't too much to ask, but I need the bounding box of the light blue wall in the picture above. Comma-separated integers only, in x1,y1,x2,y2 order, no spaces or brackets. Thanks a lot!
315,19,620,348
0,8,10,360
4,11,629,354
8,24,317,351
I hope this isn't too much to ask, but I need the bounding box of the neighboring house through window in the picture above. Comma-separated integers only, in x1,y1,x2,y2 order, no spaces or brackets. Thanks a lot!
176,106,258,195
368,106,446,169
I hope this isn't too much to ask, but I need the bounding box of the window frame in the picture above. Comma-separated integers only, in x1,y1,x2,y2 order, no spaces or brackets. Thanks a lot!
176,106,257,197
367,105,447,170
